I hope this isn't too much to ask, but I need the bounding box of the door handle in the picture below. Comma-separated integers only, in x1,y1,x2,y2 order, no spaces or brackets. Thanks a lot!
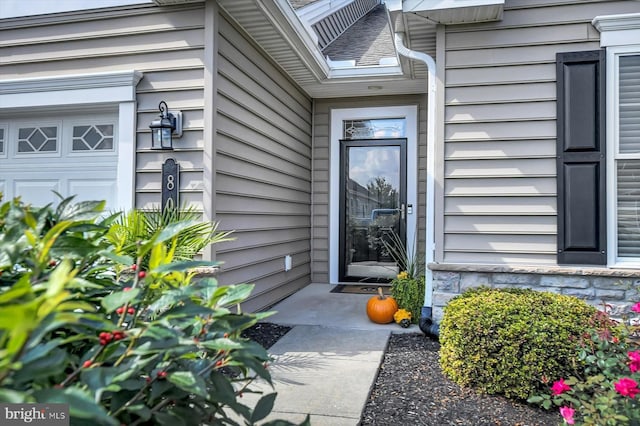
400,203,405,220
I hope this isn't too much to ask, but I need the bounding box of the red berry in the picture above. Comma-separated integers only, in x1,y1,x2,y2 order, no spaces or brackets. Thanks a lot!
99,338,108,346
145,376,152,383
104,333,113,342
48,260,57,267
123,287,132,292
127,307,135,315
113,330,125,340
99,332,109,339
138,271,146,279
223,333,229,338
82,360,92,368
215,360,223,367
157,371,167,379
131,264,138,271
116,307,124,315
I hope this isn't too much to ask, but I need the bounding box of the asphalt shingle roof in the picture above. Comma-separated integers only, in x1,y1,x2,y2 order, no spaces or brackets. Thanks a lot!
321,5,395,67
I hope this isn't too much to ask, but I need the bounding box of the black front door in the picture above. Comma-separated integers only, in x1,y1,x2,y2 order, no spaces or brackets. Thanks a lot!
339,139,407,282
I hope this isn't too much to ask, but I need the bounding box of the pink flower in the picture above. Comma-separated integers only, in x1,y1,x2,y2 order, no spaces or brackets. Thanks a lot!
632,301,640,313
629,351,640,373
614,378,639,398
551,378,572,395
559,406,575,425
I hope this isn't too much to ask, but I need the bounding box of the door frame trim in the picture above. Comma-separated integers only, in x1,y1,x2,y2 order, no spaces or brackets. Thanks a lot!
329,105,418,284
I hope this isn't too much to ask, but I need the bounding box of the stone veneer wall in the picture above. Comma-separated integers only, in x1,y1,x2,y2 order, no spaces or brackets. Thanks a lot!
430,264,640,322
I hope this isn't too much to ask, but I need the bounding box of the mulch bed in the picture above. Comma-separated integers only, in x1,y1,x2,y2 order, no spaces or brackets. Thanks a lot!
360,333,562,426
244,324,561,425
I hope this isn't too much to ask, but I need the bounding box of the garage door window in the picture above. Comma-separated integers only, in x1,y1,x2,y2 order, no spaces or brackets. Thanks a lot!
17,126,58,153
0,126,5,157
72,124,114,152
0,114,118,207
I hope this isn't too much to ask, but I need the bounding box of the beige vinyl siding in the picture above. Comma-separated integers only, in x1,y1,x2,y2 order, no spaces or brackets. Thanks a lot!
215,14,313,311
442,0,638,265
311,95,427,283
0,4,206,211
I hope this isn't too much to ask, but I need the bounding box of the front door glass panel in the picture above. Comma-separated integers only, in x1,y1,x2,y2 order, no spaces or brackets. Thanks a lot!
340,139,406,281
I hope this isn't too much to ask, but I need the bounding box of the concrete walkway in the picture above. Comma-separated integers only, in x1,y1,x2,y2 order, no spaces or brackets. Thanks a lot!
241,284,420,425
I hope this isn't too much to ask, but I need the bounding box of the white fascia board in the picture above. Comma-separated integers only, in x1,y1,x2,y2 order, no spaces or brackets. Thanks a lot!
297,0,353,24
328,65,404,78
153,0,201,4
403,0,504,12
0,70,143,109
265,0,331,80
0,70,143,95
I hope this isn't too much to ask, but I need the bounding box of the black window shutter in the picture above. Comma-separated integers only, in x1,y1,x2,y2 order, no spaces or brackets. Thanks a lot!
556,50,606,265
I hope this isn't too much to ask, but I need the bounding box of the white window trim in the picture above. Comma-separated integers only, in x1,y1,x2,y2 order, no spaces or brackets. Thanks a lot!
594,13,640,268
0,70,142,211
329,105,418,284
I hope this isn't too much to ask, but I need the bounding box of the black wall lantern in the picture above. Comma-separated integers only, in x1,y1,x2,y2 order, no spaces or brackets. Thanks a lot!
149,101,182,150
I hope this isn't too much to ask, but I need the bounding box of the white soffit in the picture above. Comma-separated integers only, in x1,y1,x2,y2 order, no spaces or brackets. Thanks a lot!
403,0,504,24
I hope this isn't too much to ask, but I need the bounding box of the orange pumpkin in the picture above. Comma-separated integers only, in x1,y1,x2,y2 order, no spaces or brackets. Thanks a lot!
366,287,398,324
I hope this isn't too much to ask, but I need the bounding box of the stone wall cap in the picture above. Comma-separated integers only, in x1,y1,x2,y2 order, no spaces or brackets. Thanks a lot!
428,263,640,278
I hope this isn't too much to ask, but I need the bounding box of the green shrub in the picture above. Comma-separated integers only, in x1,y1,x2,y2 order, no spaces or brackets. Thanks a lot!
0,196,307,426
391,274,424,324
439,287,598,400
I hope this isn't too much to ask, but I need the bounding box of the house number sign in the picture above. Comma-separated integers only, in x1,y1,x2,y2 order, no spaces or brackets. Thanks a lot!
161,158,179,212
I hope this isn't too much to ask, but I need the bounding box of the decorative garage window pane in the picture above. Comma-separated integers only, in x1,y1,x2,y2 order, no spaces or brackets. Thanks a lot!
343,118,405,139
0,127,4,155
17,126,57,153
72,124,114,151
617,160,640,258
619,55,640,154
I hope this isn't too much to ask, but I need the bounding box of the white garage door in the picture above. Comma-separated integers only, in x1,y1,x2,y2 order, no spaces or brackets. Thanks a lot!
0,113,119,209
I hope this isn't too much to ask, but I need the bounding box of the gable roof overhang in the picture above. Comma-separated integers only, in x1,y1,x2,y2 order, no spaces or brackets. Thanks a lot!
155,0,503,98
216,0,428,98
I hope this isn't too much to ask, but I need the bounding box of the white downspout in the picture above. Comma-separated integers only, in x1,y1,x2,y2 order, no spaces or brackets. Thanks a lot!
394,32,438,334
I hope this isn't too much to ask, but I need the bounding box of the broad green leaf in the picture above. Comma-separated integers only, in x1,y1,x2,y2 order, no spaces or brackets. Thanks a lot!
126,404,152,421
199,338,244,352
208,371,237,404
20,338,64,364
168,371,208,398
57,199,105,222
0,277,32,304
38,221,75,264
45,259,74,299
216,284,254,307
0,388,28,403
13,347,67,385
98,250,134,266
101,288,141,313
153,411,187,426
153,260,222,274
35,387,117,426
250,392,277,423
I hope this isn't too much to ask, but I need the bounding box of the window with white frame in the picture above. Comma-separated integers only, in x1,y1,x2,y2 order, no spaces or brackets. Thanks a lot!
612,52,640,265
593,12,640,267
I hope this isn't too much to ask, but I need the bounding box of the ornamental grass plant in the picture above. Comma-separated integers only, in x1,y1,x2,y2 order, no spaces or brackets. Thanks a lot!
384,231,425,324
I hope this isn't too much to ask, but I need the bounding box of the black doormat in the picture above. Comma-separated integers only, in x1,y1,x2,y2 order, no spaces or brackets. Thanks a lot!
330,285,392,295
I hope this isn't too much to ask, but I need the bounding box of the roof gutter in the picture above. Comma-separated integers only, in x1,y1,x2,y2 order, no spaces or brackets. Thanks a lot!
393,32,439,339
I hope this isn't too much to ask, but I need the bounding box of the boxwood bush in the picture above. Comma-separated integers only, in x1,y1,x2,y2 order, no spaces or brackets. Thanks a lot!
439,287,598,400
